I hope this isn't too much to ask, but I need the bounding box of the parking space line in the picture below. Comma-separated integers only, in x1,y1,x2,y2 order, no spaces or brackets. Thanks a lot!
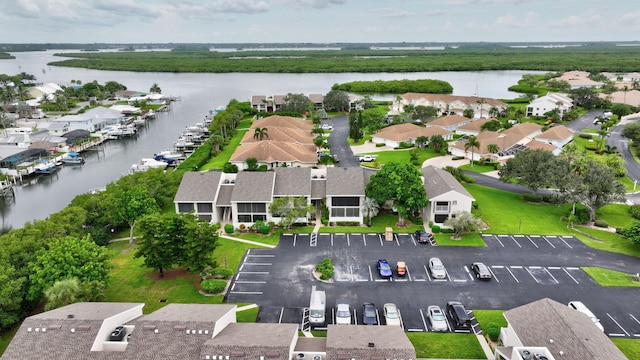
543,268,559,284
566,267,579,270
607,313,630,336
293,234,297,246
242,262,272,266
346,234,350,247
560,237,573,248
246,254,275,257
541,235,555,248
525,267,540,283
505,267,519,282
419,309,429,331
350,265,354,281
278,307,284,323
510,236,522,248
411,235,417,246
495,237,504,247
629,313,640,326
525,236,539,248
395,236,400,246
424,265,432,281
362,234,366,246
229,291,263,295
562,268,580,284
237,271,269,274
464,266,473,281
510,265,523,269
368,265,373,281
234,281,267,284
379,235,383,246
331,234,334,246
487,267,499,282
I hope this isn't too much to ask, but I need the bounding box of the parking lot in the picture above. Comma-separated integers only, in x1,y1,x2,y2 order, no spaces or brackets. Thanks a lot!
224,232,640,338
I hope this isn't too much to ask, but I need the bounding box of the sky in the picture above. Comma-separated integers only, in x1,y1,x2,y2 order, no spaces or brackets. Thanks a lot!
1,0,639,44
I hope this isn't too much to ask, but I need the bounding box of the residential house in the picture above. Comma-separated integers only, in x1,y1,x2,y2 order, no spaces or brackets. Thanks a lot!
390,93,507,119
348,94,365,111
600,89,640,107
240,126,314,145
251,115,314,132
173,171,226,222
554,71,603,89
2,302,416,360
308,93,324,110
83,106,127,126
113,90,143,100
26,83,63,101
534,125,574,149
371,123,453,148
497,298,626,360
455,118,491,136
622,72,640,82
326,167,367,224
599,72,619,82
50,106,125,133
525,93,573,117
427,114,473,132
421,165,475,224
230,171,275,227
525,140,561,155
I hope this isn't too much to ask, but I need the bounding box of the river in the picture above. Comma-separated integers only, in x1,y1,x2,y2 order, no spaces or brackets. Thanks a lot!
0,50,539,229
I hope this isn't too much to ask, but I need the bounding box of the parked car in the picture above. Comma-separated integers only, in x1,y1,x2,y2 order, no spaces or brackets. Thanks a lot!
603,110,613,118
426,305,448,332
568,301,604,332
428,257,447,279
362,302,377,325
471,262,492,280
320,124,333,130
396,261,406,277
109,326,126,341
414,230,431,243
446,301,472,330
335,298,351,325
358,155,374,162
383,303,401,326
377,259,392,279
333,154,339,163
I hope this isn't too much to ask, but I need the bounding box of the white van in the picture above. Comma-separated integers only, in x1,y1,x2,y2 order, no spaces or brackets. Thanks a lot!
568,301,604,332
309,286,326,326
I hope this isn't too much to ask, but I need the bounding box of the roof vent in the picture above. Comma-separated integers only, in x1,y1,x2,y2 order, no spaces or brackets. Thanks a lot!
67,314,74,319
70,328,76,333
42,328,46,332
154,329,159,334
368,342,375,347
27,327,32,332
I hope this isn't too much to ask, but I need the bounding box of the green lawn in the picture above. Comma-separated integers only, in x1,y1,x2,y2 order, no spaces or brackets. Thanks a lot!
360,148,442,168
236,306,259,322
435,232,486,246
464,184,573,234
597,204,634,228
572,227,640,258
202,119,252,170
473,310,507,330
458,163,498,173
611,338,640,359
406,332,485,359
582,267,640,287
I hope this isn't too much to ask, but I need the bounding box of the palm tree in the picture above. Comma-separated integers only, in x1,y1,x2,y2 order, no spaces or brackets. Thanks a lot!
149,83,161,94
464,135,480,167
44,278,81,311
487,143,500,161
476,98,487,118
415,136,429,149
208,134,225,153
253,127,268,141
622,85,629,104
361,197,379,227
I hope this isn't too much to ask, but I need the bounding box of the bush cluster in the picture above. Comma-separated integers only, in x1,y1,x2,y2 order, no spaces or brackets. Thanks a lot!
315,258,334,280
629,204,640,220
594,219,609,228
224,224,234,234
396,142,414,149
431,225,441,233
375,143,386,147
335,221,360,226
200,279,227,294
211,267,233,279
485,323,501,342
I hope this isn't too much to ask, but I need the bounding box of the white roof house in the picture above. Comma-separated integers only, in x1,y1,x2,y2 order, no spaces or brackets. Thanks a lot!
27,83,63,101
526,93,573,117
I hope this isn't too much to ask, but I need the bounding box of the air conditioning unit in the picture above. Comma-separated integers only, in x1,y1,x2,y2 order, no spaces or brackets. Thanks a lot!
518,349,532,360
293,352,325,360
533,354,549,360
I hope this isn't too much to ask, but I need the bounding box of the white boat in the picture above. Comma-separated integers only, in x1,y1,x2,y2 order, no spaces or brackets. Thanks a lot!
61,152,86,165
155,150,184,161
130,158,168,173
34,160,58,174
106,124,137,138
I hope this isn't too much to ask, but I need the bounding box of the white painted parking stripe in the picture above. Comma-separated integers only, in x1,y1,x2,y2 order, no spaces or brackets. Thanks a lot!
496,237,504,247
231,283,236,291
492,265,504,268
379,235,383,246
510,265,523,269
566,267,580,270
526,236,539,248
278,307,284,323
529,235,540,237
510,236,522,248
525,267,540,283
498,234,508,237
506,267,519,282
609,333,627,337
629,313,640,325
541,235,555,248
394,279,409,282
562,268,580,284
548,266,561,269
488,267,499,282
607,313,630,336
406,266,413,281
355,279,368,282
424,265,432,281
246,254,275,257
361,234,366,246
293,234,297,246
368,265,372,281
411,235,417,246
560,237,573,248
544,267,559,284
453,279,468,282
420,309,429,331
237,271,269,274
414,279,427,282
513,234,524,237
395,236,400,246
234,281,266,284
242,263,272,266
347,234,350,247
229,291,263,295
562,235,573,238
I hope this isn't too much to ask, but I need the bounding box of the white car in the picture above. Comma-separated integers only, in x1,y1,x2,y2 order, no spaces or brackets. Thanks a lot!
335,299,351,325
568,301,604,332
428,257,447,279
383,303,401,326
320,124,333,130
426,305,448,332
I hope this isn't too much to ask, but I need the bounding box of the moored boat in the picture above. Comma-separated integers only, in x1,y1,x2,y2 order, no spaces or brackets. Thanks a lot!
130,158,168,173
61,152,86,165
34,160,58,174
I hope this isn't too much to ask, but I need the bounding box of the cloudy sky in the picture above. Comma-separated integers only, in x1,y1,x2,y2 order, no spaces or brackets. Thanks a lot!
1,0,638,44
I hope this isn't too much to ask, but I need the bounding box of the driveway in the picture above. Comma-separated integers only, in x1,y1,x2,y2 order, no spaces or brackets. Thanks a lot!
324,115,360,167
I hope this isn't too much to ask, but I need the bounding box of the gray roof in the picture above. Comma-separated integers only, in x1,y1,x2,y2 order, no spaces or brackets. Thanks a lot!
310,179,326,200
29,302,143,321
325,324,415,359
216,185,234,206
139,303,236,323
174,171,222,202
230,171,275,202
504,298,627,360
273,167,311,196
202,323,298,360
421,165,474,200
326,167,366,196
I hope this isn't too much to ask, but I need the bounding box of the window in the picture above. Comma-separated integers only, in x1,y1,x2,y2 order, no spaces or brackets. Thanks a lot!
236,202,267,223
198,214,212,222
238,214,252,222
435,201,449,212
178,203,194,213
332,197,360,206
331,207,359,218
197,203,213,212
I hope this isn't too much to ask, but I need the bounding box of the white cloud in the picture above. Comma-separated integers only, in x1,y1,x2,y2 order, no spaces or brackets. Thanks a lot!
378,8,411,18
281,0,347,10
621,11,640,25
496,11,537,27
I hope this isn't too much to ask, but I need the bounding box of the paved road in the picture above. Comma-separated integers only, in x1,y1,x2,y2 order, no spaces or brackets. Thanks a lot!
565,109,605,132
324,115,359,167
608,116,640,183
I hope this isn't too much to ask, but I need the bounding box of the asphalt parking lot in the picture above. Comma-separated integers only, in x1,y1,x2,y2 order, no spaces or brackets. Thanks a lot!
224,232,640,338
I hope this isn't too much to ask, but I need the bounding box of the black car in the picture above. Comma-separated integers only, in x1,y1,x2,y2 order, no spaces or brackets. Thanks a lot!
109,326,126,341
471,262,492,280
414,230,432,243
362,302,378,325
446,301,471,330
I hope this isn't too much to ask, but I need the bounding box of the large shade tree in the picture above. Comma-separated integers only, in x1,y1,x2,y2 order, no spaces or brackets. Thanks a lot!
103,183,159,243
365,162,428,227
323,90,349,112
499,149,556,194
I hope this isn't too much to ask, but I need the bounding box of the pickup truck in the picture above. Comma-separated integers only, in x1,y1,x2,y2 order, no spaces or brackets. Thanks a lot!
358,155,374,162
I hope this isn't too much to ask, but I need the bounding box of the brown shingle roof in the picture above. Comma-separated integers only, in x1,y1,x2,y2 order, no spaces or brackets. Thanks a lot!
525,139,558,153
174,171,221,202
456,118,492,132
230,141,318,163
428,114,470,127
504,298,626,360
401,92,507,107
421,165,474,200
202,323,297,360
373,123,452,142
536,125,574,141
325,325,415,359
502,122,543,138
250,115,314,131
241,127,314,144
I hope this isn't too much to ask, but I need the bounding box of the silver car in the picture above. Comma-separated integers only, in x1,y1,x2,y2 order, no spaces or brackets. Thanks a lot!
335,298,351,325
383,303,401,326
427,305,448,332
429,257,447,279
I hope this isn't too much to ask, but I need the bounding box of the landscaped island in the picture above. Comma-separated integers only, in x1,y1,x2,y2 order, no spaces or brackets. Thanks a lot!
46,44,640,73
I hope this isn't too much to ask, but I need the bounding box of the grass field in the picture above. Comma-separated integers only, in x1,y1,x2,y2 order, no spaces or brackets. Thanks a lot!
582,267,640,288
596,204,634,228
360,147,442,168
435,232,486,246
611,338,640,359
572,227,640,258
406,332,486,359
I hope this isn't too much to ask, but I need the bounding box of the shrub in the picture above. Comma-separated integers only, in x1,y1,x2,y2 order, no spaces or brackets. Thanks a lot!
579,133,593,139
594,219,609,228
584,142,598,151
431,225,441,233
260,225,270,234
224,224,234,234
200,279,227,294
407,213,423,225
461,174,476,183
397,142,414,149
440,227,454,234
211,267,233,279
629,204,640,220
315,258,334,280
521,194,543,202
375,143,386,147
452,156,465,160
486,323,501,342
223,162,238,173
335,221,360,226
572,208,590,224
